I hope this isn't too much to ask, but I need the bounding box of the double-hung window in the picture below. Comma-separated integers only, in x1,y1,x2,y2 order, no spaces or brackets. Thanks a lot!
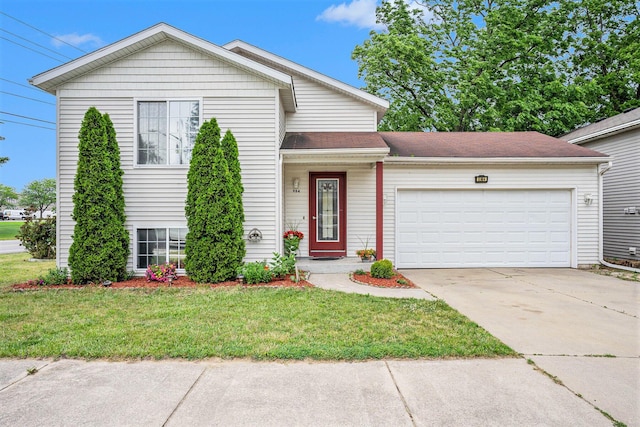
137,100,200,165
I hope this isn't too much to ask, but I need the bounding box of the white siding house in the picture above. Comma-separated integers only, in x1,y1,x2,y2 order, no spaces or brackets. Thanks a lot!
31,23,609,275
563,108,640,263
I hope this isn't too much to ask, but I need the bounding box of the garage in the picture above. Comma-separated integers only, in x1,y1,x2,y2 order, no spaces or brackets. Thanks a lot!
396,189,572,268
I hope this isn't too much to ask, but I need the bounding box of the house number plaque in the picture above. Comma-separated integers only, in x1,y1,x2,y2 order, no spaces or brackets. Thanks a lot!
475,175,488,184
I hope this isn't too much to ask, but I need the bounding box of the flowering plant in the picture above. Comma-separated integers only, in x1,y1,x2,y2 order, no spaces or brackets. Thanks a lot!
283,230,304,240
356,248,376,259
145,263,178,282
283,229,303,256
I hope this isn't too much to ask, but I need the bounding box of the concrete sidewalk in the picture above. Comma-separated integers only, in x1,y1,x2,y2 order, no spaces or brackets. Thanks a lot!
0,358,610,426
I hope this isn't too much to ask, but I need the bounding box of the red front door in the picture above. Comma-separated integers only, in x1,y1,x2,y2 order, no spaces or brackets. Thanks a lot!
309,172,347,257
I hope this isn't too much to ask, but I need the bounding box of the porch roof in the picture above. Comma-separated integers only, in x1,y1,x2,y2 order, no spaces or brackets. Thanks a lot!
281,132,388,150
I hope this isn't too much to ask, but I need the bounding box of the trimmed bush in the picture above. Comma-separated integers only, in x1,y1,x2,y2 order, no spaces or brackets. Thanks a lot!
16,217,56,259
370,259,394,279
68,107,129,284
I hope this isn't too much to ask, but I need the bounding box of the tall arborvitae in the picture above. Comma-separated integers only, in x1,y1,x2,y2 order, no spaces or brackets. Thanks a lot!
185,119,245,283
221,129,245,268
68,107,128,283
103,113,129,279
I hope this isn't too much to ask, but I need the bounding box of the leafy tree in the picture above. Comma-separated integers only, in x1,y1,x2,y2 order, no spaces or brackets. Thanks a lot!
0,184,18,209
185,119,245,283
68,107,129,284
20,178,56,217
0,134,7,166
353,0,639,136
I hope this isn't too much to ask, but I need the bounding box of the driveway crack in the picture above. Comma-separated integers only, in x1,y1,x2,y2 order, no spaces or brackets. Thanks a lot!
385,361,417,427
162,366,207,427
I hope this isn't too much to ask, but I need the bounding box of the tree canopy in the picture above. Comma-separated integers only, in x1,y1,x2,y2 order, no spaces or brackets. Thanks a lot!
20,178,56,216
352,0,639,136
0,184,18,209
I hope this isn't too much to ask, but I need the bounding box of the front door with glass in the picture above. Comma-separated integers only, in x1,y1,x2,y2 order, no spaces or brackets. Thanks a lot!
309,172,346,257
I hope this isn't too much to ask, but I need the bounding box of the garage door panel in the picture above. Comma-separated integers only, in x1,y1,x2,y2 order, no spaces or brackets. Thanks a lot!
397,190,572,268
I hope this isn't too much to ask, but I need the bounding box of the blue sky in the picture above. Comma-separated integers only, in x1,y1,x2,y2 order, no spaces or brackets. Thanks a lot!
0,0,392,193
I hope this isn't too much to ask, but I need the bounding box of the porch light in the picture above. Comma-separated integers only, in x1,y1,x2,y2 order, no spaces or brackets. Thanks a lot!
293,177,300,191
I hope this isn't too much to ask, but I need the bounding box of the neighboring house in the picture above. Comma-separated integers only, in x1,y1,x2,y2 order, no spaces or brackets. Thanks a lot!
562,108,640,263
31,23,609,272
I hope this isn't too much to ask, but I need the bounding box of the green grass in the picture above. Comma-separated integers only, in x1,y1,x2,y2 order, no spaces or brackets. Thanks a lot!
0,221,23,240
0,252,514,361
0,286,514,360
0,253,55,290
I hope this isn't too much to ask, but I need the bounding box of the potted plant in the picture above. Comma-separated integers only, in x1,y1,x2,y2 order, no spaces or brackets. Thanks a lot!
356,248,376,262
283,229,304,256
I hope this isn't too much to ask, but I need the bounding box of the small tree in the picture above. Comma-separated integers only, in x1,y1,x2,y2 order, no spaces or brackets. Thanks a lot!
0,184,18,210
185,119,245,283
68,107,129,284
20,178,56,217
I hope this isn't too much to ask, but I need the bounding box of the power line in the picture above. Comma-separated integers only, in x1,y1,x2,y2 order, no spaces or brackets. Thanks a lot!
0,77,48,93
0,35,65,63
0,11,87,53
0,118,55,131
0,111,55,125
0,28,73,60
0,91,56,105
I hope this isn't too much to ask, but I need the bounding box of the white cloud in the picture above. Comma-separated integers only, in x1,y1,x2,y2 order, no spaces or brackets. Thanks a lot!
317,0,434,30
317,0,384,30
52,33,104,49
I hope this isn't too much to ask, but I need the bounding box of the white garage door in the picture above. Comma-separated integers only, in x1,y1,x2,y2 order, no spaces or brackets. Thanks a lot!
397,190,572,268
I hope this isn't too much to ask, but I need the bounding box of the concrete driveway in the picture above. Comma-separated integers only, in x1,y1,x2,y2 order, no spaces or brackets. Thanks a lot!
402,268,640,427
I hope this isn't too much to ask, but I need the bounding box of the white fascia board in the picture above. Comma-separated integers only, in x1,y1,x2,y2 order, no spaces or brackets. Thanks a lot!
281,148,389,164
384,156,611,165
224,40,389,111
30,23,293,93
567,119,640,145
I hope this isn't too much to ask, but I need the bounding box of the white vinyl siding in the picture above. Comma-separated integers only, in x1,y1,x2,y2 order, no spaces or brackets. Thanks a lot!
581,130,640,261
285,76,378,132
55,40,282,270
284,164,376,257
384,164,600,267
397,189,572,268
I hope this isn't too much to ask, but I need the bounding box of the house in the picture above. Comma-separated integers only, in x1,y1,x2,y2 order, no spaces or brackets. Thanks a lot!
562,108,639,264
30,23,610,273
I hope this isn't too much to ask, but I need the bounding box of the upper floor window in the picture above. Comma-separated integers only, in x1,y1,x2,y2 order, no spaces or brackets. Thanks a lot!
137,100,200,165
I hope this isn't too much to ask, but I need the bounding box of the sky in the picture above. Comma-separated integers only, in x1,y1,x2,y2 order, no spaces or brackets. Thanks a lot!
0,0,394,193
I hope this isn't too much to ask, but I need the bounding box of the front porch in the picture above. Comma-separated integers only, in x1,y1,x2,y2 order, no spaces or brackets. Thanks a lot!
296,256,374,274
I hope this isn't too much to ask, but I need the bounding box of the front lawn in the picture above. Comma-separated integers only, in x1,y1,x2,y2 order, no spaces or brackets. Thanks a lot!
0,286,514,360
0,252,515,361
0,221,23,240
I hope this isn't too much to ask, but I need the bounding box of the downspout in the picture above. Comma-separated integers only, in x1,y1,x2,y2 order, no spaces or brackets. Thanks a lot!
597,161,640,273
376,161,383,260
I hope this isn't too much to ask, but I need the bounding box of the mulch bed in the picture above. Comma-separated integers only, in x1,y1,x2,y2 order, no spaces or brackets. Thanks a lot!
12,276,313,291
350,271,418,289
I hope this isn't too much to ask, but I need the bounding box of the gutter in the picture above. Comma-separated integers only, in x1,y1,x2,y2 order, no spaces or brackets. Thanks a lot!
597,161,640,273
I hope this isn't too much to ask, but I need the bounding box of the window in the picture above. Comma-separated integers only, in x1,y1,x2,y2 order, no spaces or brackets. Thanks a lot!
137,228,187,269
137,101,200,165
